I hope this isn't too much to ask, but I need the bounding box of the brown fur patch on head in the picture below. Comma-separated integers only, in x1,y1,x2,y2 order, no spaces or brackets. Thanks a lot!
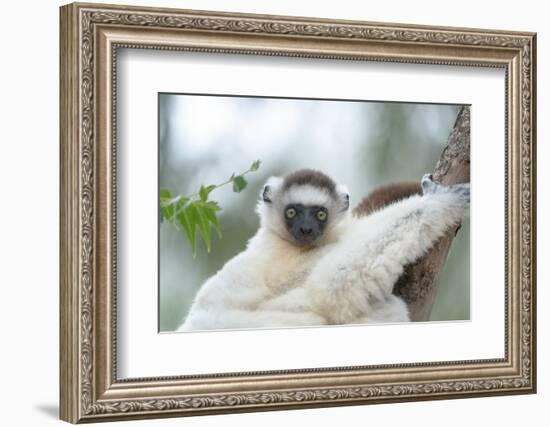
282,169,337,195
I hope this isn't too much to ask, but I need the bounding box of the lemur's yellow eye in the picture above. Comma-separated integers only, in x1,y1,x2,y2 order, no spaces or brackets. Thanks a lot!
316,210,327,221
285,208,297,219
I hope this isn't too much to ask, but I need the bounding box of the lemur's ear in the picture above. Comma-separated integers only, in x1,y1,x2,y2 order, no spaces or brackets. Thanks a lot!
262,185,272,203
336,184,350,211
341,194,350,211
261,176,283,204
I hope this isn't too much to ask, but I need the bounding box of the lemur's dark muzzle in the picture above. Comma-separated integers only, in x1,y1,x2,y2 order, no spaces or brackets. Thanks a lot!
285,205,327,245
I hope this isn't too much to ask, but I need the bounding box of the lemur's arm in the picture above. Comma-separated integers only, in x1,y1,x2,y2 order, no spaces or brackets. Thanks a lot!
262,175,469,324
354,174,470,283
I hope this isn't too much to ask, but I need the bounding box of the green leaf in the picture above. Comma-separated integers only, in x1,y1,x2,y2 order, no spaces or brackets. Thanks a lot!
160,187,190,222
232,176,247,193
199,184,217,202
205,200,222,212
250,160,261,171
202,202,222,238
161,204,175,221
177,208,197,256
173,196,189,216
160,187,172,202
189,203,212,253
199,185,208,202
159,188,174,220
162,196,188,221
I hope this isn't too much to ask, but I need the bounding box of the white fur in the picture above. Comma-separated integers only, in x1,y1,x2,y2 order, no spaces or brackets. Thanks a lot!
283,185,333,207
179,177,469,331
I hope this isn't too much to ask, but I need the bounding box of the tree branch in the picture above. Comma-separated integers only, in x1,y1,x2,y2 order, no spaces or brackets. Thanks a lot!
392,106,470,321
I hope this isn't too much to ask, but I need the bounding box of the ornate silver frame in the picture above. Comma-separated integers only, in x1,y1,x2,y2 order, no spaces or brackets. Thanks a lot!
60,2,536,423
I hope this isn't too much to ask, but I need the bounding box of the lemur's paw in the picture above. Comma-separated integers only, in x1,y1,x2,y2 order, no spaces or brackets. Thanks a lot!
421,173,470,202
421,173,437,194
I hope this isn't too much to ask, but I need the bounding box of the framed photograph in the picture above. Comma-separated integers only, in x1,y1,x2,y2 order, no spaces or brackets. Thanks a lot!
60,2,536,423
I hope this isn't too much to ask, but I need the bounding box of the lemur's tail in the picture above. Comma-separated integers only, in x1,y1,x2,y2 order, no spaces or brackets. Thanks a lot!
353,182,421,217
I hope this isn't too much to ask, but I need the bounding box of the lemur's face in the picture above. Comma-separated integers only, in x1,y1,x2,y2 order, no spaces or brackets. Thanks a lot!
283,203,329,246
258,169,350,248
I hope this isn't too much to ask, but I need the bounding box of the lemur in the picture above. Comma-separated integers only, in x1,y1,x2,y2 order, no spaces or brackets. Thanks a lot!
179,169,469,331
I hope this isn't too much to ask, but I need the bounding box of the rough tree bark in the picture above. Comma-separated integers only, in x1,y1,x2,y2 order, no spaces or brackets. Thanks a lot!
392,106,470,321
